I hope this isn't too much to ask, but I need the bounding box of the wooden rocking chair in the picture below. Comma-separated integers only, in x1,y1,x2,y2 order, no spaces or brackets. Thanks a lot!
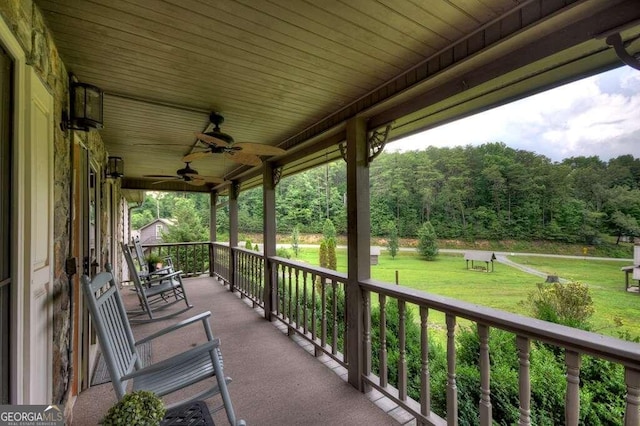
130,235,174,282
81,265,244,425
122,242,192,322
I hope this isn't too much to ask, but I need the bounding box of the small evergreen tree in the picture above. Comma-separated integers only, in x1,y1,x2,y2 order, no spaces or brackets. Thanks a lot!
291,225,300,257
327,239,337,270
245,239,253,250
254,243,260,252
417,221,438,260
322,219,337,244
319,240,328,268
387,221,399,259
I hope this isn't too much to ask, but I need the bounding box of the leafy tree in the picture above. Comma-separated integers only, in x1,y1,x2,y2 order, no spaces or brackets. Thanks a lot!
417,221,438,260
386,221,399,259
161,198,208,242
131,210,154,230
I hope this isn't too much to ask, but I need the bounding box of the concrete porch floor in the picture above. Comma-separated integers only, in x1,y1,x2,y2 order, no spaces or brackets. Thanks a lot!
71,276,413,425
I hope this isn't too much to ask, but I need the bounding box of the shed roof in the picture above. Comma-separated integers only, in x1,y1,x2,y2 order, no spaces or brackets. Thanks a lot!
464,251,496,262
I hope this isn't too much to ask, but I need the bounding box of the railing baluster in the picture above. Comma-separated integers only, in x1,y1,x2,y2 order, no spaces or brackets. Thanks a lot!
321,278,327,350
399,300,407,401
380,294,388,388
287,266,292,322
565,350,581,426
478,323,491,426
625,368,640,426
517,335,531,426
363,290,371,378
421,305,430,422
311,271,317,345
332,280,338,356
295,269,300,331
446,313,458,426
303,271,308,334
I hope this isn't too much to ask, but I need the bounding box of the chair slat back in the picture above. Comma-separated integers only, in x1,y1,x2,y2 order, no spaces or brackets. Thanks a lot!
81,268,139,399
131,236,150,276
122,242,146,294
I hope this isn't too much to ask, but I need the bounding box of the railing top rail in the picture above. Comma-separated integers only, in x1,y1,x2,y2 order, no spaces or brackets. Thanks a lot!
360,278,640,369
270,256,348,282
141,241,212,247
212,242,230,248
235,247,264,256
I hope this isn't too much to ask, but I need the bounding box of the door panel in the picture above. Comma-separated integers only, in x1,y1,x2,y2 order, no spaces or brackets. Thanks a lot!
24,69,53,403
0,45,12,405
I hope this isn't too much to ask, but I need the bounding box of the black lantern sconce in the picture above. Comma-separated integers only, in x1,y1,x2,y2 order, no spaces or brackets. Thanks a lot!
106,156,124,179
61,81,104,131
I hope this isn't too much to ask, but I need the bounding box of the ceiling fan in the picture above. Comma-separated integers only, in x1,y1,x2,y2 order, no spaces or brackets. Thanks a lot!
183,112,286,166
143,162,226,186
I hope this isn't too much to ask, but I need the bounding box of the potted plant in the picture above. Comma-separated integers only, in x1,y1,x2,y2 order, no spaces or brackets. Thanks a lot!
145,252,163,272
101,390,166,426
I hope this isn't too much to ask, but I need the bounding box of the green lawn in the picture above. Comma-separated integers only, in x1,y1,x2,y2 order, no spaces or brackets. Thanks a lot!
507,255,640,339
289,248,640,340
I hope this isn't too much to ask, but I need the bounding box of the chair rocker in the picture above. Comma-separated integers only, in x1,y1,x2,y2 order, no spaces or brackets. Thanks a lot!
122,242,193,323
81,266,244,425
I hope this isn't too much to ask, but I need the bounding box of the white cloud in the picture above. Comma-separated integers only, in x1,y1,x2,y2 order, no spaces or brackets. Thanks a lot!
389,66,640,162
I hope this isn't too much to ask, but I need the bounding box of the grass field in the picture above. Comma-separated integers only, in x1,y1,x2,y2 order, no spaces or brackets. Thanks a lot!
290,247,640,340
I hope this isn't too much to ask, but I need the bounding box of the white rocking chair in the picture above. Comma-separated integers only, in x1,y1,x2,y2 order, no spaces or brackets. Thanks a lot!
81,265,244,425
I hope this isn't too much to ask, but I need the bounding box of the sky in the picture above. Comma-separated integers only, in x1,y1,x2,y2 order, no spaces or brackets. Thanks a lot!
388,66,640,163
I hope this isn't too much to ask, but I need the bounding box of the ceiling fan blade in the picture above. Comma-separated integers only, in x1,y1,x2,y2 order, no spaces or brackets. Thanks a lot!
224,151,262,166
186,178,206,186
195,132,231,148
143,175,179,179
182,151,213,162
184,173,226,184
233,142,286,156
151,179,178,185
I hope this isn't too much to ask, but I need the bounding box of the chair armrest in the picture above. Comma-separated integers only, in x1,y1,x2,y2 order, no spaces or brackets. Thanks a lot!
135,311,212,345
123,338,220,380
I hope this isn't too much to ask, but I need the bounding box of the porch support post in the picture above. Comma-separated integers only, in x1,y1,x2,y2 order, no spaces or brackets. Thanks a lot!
346,116,370,391
209,191,217,277
263,162,277,321
229,182,239,292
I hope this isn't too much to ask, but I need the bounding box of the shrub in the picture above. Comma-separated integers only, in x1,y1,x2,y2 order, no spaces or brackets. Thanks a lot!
101,390,166,426
527,281,594,329
245,239,253,250
276,247,291,259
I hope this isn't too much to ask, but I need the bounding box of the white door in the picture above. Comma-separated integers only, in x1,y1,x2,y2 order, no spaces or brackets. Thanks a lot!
23,69,53,403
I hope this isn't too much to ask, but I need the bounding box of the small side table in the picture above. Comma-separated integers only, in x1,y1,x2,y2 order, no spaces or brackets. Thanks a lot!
161,400,215,426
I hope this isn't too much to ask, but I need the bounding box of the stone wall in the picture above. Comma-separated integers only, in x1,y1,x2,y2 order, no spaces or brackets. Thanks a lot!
0,0,116,407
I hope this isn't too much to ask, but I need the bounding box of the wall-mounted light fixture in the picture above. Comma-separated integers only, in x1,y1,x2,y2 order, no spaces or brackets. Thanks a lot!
61,81,104,131
106,156,124,179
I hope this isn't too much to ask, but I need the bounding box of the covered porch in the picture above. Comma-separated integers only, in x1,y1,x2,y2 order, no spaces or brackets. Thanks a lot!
71,275,405,425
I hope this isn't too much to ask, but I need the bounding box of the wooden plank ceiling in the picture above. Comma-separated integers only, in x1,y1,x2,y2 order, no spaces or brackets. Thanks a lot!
34,0,640,192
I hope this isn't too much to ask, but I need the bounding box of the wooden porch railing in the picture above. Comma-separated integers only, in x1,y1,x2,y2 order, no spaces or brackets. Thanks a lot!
142,242,212,277
213,246,640,426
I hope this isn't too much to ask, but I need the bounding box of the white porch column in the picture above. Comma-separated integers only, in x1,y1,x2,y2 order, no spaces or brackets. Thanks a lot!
263,162,277,320
346,116,370,391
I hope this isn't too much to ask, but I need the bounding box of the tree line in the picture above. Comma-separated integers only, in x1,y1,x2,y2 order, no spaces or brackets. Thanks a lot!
132,142,640,246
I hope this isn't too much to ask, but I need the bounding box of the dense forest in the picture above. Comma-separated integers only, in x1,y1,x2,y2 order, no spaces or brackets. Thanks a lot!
132,142,640,245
